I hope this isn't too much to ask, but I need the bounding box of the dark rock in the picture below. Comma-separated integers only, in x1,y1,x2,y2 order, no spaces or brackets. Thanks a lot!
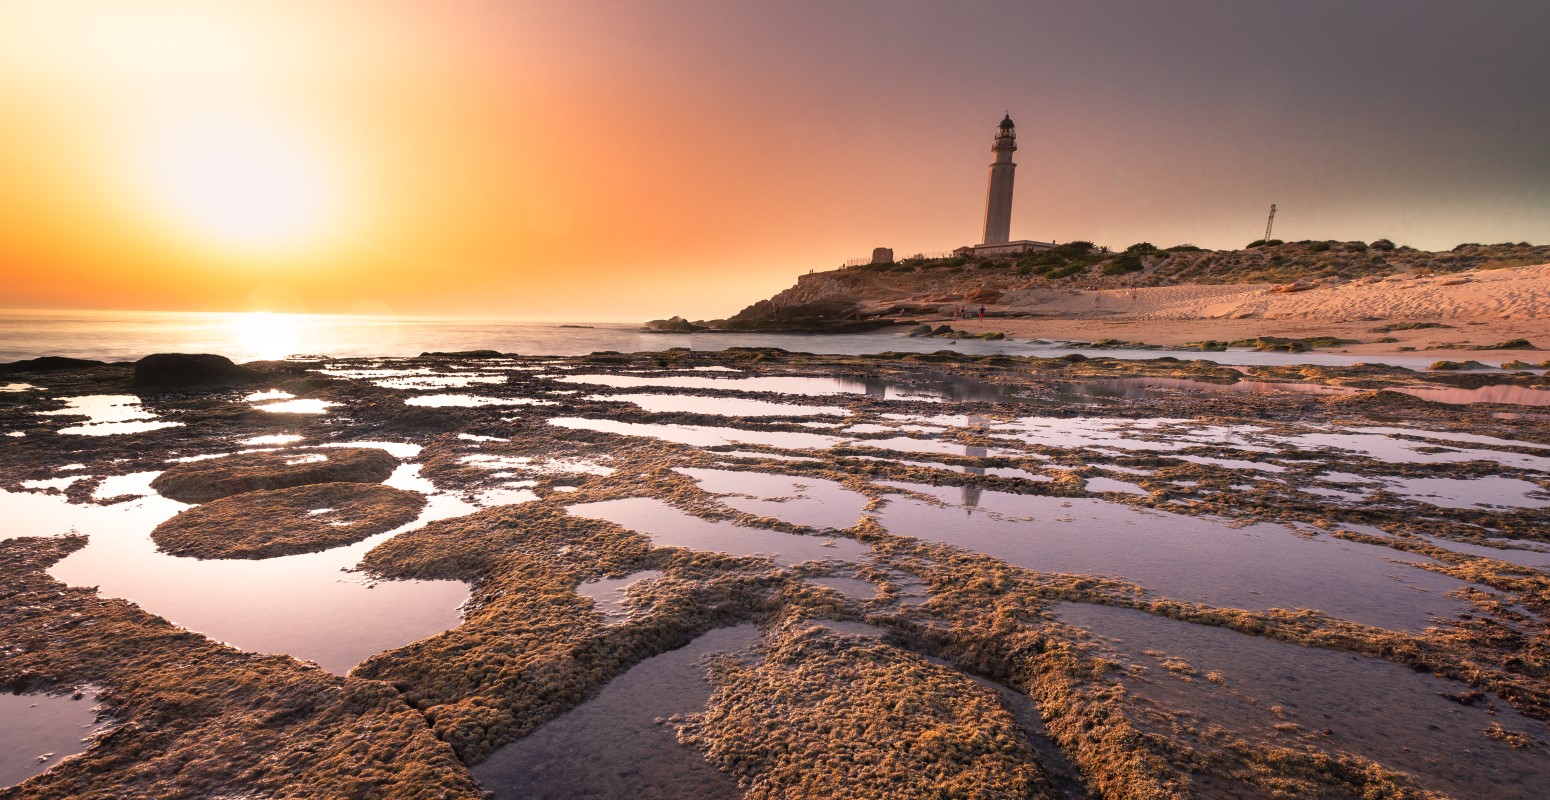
718,298,894,333
420,350,504,358
132,353,258,390
642,316,705,333
0,356,109,374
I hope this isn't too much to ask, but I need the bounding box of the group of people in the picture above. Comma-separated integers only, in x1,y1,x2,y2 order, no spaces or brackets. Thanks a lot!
951,305,987,319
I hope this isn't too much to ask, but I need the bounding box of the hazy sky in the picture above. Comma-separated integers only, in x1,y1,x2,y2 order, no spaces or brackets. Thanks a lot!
1,1,1546,319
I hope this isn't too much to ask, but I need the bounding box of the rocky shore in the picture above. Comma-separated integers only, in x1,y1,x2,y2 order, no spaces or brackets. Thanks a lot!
2,347,1547,798
646,243,1549,361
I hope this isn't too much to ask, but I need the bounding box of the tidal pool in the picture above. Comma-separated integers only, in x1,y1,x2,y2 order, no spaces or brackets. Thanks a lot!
1412,534,1550,569
1381,476,1550,509
1067,377,1550,407
807,576,877,601
851,435,992,457
874,483,1469,632
574,569,664,624
254,399,337,414
1271,431,1550,473
0,691,106,789
243,389,294,402
677,467,870,530
473,624,755,799
558,372,1010,401
1057,602,1550,800
566,498,871,566
404,395,554,408
1084,476,1149,495
378,374,509,389
316,367,509,390
38,395,183,436
588,393,849,417
7,466,471,674
460,453,614,477
549,417,842,450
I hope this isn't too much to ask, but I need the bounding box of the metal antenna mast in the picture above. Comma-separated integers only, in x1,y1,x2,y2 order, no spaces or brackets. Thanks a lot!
1264,203,1277,241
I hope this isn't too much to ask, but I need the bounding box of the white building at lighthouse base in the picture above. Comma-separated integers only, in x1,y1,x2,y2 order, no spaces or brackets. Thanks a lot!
953,239,1057,259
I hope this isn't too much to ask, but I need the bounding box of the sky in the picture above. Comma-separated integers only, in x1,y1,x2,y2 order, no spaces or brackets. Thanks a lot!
1,1,1547,320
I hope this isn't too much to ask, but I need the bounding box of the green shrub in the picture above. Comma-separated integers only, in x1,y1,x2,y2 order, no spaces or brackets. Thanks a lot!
1103,252,1145,275
1165,244,1204,252
1246,239,1267,248
1371,239,1396,251
1308,241,1331,252
1124,242,1157,253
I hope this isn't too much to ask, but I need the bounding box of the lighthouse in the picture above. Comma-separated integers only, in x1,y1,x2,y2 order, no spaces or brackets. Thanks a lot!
955,115,1054,258
982,115,1017,245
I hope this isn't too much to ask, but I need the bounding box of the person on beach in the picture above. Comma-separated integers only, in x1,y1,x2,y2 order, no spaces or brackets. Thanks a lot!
978,306,985,318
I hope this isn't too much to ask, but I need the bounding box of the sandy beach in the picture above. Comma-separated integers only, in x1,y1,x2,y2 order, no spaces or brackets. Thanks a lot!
944,263,1549,358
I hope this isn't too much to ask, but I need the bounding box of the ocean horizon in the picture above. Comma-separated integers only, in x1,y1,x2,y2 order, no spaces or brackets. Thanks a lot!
0,307,1487,370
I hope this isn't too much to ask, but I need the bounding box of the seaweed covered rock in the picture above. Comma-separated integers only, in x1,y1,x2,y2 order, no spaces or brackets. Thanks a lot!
677,622,1060,800
151,447,399,503
133,353,258,390
354,504,795,763
152,482,426,559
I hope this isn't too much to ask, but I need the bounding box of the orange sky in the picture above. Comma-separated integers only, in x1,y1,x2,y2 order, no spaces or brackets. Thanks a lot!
2,1,1547,320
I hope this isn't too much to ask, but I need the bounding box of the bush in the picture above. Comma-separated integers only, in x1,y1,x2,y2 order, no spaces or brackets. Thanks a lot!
1124,242,1157,253
1103,252,1145,275
1048,263,1086,279
1308,241,1331,252
1371,239,1396,251
1246,239,1266,248
1061,240,1096,252
1165,244,1204,252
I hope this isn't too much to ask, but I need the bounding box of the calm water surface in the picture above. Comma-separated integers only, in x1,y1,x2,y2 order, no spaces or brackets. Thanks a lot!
0,309,1497,369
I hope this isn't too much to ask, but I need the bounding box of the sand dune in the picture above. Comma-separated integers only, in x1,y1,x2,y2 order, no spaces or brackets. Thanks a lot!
953,264,1550,354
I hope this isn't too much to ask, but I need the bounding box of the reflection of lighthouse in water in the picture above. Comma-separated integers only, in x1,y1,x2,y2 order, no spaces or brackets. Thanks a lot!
961,412,988,510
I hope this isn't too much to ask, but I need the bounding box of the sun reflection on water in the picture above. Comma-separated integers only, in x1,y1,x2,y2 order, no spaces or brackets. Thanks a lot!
229,312,304,361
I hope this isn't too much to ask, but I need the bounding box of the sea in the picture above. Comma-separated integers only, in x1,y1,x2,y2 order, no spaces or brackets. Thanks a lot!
0,308,1498,370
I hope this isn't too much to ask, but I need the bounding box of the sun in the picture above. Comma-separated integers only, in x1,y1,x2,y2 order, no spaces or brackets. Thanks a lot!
228,311,304,361
140,117,339,252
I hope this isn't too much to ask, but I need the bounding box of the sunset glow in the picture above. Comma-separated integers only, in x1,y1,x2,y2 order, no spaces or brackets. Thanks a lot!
228,311,304,361
1,1,1546,319
138,117,340,252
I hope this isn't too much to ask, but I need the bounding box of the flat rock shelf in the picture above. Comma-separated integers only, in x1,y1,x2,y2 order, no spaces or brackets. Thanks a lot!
1,347,1546,798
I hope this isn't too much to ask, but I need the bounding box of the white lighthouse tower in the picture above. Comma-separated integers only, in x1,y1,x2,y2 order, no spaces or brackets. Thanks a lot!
956,115,1053,258
982,114,1017,245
